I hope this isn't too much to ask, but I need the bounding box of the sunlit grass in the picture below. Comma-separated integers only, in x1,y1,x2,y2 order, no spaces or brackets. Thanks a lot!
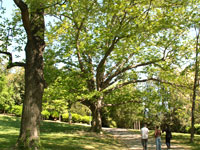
172,132,200,150
1,114,199,150
0,114,126,150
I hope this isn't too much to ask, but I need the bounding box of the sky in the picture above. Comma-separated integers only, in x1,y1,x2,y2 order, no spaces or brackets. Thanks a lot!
1,0,25,63
2,0,15,19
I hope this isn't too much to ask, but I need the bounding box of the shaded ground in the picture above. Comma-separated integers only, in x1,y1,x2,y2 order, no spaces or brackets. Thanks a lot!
103,128,192,150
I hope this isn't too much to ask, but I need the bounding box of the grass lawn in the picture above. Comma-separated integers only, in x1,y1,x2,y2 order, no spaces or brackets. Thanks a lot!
0,114,126,150
171,132,200,150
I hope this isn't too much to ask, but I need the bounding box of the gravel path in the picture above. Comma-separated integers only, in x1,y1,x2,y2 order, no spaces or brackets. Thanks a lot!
103,128,192,150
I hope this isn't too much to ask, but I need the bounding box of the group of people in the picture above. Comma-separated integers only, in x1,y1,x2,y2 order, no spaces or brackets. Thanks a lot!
141,124,172,150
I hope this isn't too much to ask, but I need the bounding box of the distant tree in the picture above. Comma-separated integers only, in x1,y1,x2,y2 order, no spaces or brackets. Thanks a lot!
0,73,15,113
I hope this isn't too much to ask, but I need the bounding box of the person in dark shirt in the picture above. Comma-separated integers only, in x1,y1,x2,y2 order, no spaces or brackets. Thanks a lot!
163,126,172,149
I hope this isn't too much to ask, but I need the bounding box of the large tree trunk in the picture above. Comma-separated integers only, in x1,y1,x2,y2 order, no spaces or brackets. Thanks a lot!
89,100,102,133
18,42,45,149
14,1,45,149
18,44,44,149
81,98,103,133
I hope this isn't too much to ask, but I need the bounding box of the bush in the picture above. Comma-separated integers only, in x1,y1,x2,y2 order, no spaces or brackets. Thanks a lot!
62,113,69,122
72,113,81,122
185,126,191,133
51,111,59,119
42,110,50,120
194,124,200,134
11,105,22,117
185,124,200,134
80,116,91,124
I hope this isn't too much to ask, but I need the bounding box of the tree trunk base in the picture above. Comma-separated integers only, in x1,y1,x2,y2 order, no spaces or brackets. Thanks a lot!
16,138,41,150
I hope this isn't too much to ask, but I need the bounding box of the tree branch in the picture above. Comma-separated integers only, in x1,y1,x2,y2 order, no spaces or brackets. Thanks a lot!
103,99,142,107
103,77,190,95
13,0,31,40
96,36,121,90
103,58,165,89
0,51,25,68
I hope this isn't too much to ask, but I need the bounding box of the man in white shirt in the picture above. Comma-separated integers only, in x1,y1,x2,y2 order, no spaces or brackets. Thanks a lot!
141,124,149,150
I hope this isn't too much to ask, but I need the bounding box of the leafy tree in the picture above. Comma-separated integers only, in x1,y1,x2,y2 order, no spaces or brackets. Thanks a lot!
7,68,25,105
43,70,89,123
0,73,15,113
45,0,193,132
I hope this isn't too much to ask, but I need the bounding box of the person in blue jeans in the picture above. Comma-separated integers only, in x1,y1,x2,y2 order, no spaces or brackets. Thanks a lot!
155,126,162,150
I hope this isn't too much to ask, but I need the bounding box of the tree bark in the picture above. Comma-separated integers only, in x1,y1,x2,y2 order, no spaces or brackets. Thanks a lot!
13,0,46,149
18,38,45,149
89,99,102,133
190,27,200,143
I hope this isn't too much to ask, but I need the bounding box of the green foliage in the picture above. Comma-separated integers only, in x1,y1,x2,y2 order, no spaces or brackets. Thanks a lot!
7,68,25,105
185,124,200,134
62,113,69,122
72,113,81,123
10,105,22,117
41,110,50,120
70,102,90,116
107,117,117,128
0,74,15,113
51,111,59,119
80,115,91,124
195,124,200,134
62,113,91,124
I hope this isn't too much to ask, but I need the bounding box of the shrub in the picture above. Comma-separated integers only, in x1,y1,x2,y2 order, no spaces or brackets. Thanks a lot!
62,113,69,122
51,111,59,119
72,113,81,122
80,116,91,124
194,124,200,134
107,117,117,128
185,126,190,133
11,105,22,117
42,110,50,120
185,124,200,134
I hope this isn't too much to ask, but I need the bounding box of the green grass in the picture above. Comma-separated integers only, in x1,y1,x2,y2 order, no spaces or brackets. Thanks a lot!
0,114,126,150
1,114,200,150
171,132,200,150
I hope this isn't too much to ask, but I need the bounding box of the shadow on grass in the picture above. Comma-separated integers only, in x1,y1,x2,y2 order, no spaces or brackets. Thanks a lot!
40,121,90,134
0,115,20,129
167,133,200,150
0,115,128,150
0,134,18,149
41,132,123,150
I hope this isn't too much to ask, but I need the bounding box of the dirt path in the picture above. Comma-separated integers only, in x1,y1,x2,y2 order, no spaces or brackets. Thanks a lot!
103,128,192,150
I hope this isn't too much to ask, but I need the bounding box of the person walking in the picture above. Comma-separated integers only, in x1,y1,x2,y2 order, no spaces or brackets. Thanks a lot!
155,126,162,150
141,124,149,150
164,126,172,149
